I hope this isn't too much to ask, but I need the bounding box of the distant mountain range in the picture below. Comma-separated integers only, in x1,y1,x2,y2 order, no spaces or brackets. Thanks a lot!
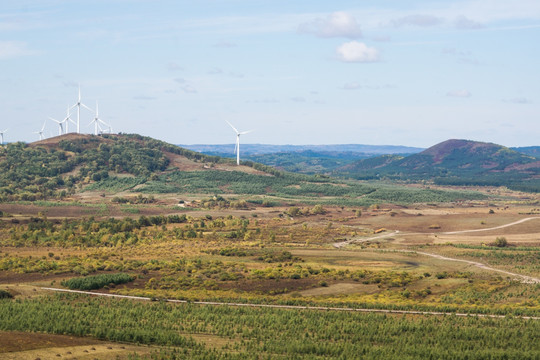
182,143,540,180
337,139,540,192
513,146,540,158
181,144,425,156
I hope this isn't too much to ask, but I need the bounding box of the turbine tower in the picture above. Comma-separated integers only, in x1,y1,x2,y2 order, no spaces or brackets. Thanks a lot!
63,105,74,134
226,120,252,165
89,101,109,135
0,128,7,145
70,85,92,134
34,121,46,141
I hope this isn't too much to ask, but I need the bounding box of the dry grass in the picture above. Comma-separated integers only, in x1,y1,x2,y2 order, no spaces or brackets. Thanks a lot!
0,330,156,360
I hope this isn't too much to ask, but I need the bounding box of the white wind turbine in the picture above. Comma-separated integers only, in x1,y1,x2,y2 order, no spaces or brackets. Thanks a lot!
0,128,7,145
34,121,46,141
89,101,109,135
49,117,64,136
49,106,73,135
226,120,252,165
70,85,93,134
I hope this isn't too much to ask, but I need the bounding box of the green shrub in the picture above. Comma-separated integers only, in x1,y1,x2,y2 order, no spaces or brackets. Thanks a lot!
61,273,135,290
495,237,508,247
0,289,13,299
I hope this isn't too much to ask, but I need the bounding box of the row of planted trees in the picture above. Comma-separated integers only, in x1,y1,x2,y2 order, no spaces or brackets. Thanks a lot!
0,294,539,359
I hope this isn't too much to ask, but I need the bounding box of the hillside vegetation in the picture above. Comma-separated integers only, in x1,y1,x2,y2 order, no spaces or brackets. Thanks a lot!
338,139,540,192
0,134,485,205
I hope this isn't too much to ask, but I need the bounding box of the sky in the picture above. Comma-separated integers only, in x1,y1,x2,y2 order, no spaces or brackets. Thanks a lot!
0,0,539,147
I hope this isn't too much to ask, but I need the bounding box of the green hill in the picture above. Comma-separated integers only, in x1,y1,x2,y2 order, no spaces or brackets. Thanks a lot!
338,139,540,192
0,134,485,206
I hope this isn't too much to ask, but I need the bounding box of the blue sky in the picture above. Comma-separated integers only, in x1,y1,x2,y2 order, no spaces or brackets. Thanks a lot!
0,0,539,147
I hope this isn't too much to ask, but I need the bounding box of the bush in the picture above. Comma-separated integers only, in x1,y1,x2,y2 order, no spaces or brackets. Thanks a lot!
61,273,135,290
435,272,448,279
311,204,326,215
495,237,508,247
0,289,13,299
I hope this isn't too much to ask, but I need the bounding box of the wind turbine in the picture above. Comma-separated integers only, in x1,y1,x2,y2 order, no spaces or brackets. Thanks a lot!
226,120,252,165
70,85,92,134
34,121,46,141
48,117,64,136
0,128,7,145
89,101,110,135
63,105,74,134
49,106,73,135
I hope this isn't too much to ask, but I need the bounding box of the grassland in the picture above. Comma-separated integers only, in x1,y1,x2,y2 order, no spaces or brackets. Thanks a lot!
1,195,540,358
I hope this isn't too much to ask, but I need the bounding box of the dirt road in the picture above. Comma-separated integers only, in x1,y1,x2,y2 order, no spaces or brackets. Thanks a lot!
334,217,540,284
441,217,540,235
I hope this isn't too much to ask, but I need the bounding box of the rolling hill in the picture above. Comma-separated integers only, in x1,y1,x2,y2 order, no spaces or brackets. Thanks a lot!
0,134,485,205
337,139,540,192
182,144,424,174
181,143,424,156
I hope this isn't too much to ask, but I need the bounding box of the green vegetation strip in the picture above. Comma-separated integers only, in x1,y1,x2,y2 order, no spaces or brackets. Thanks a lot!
1,293,539,359
61,273,135,290
41,287,540,320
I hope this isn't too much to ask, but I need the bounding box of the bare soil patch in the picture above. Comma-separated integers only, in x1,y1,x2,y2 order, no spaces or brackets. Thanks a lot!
220,278,318,293
0,331,100,353
300,282,379,297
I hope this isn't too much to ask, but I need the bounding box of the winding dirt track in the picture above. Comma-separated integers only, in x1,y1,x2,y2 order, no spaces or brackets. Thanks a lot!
334,217,540,284
40,287,539,320
440,217,540,235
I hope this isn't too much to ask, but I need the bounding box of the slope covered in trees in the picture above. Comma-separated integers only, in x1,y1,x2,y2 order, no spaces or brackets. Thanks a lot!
0,134,485,205
338,139,540,192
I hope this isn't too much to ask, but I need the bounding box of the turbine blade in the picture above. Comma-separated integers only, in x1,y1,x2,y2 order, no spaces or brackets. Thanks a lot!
81,103,93,112
225,120,239,134
239,130,253,135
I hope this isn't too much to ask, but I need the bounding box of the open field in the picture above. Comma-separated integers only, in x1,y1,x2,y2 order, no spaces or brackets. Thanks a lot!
1,187,540,358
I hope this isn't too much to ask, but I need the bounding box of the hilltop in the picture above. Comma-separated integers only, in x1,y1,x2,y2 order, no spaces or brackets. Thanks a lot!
0,133,279,202
338,139,540,192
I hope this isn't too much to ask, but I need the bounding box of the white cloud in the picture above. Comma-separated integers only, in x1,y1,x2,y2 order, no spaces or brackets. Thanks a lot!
336,41,380,63
392,14,443,27
180,85,197,94
342,82,361,90
454,15,484,29
208,68,223,75
167,62,183,71
0,41,35,59
447,89,472,98
299,11,362,39
503,97,532,104
214,40,237,48
341,82,394,90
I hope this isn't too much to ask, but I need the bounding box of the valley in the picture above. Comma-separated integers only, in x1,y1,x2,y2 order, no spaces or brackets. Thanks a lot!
0,134,539,359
